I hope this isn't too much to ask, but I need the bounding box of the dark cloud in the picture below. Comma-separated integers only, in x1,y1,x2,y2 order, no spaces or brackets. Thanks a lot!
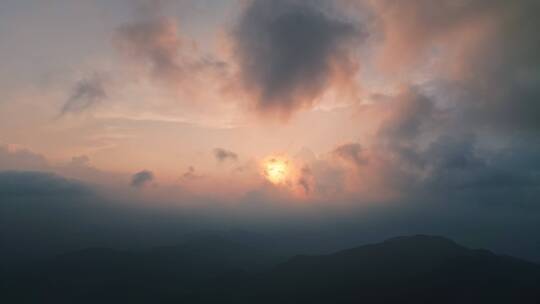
332,143,366,167
0,170,200,262
0,171,98,261
378,88,435,142
213,148,238,163
420,136,540,200
61,76,106,115
234,0,362,118
0,171,89,197
339,0,540,207
130,170,154,188
342,79,540,205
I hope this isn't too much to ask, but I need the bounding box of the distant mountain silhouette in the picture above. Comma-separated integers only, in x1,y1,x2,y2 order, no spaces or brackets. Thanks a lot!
2,235,539,303
226,235,540,303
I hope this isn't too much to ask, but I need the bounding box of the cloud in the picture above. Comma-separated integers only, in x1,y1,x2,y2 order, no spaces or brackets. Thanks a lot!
115,16,183,82
213,148,238,163
0,144,124,186
317,79,540,203
0,144,48,171
369,0,487,73
0,171,89,197
70,155,90,167
419,136,540,199
130,170,154,188
0,170,197,261
291,156,346,199
377,87,435,141
297,166,313,194
61,75,107,115
332,143,367,167
233,0,363,119
182,166,202,180
369,0,540,132
351,0,540,199
114,3,226,86
0,170,99,260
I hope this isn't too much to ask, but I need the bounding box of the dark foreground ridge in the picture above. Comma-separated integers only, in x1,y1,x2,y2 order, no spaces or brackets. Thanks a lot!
3,235,540,303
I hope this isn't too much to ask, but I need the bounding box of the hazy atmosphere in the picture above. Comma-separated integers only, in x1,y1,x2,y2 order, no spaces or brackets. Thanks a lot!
2,1,540,302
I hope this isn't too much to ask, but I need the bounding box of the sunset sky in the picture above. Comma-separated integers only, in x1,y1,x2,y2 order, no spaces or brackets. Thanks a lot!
1,0,540,261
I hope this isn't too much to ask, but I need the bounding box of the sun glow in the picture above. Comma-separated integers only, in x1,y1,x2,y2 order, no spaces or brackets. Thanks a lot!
263,157,290,184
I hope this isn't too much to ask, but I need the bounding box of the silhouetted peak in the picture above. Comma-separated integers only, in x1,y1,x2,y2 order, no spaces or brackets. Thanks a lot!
276,235,477,276
5,235,540,304
335,234,468,258
384,234,456,244
382,234,466,250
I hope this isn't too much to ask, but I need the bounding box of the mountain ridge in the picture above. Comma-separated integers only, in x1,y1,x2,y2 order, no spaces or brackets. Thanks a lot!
3,234,539,303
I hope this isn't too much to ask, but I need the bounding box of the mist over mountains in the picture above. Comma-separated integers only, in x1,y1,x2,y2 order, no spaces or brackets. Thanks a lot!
3,235,539,303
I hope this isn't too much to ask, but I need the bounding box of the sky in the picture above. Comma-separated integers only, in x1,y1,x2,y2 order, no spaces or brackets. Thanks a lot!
1,0,540,261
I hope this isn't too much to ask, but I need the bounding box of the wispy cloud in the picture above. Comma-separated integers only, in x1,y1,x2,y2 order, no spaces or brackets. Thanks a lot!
61,75,107,115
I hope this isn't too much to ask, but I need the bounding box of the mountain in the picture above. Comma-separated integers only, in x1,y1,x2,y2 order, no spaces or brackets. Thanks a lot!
2,235,539,303
2,235,282,304
216,235,540,303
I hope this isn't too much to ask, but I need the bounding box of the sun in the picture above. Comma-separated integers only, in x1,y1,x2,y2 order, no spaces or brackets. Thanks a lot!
264,157,289,184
